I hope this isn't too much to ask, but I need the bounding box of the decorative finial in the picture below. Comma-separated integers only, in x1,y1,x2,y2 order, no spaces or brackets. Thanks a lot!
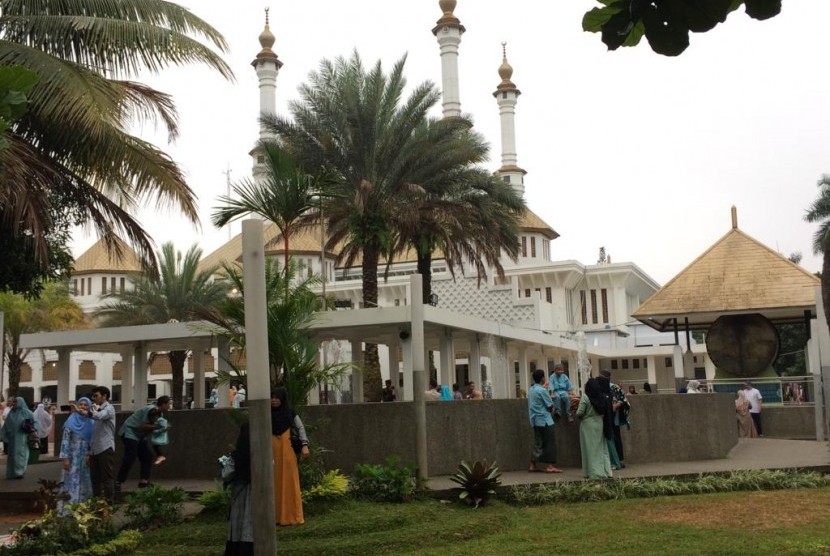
498,42,513,81
731,205,738,229
501,41,507,60
265,7,270,26
258,7,276,50
439,0,457,15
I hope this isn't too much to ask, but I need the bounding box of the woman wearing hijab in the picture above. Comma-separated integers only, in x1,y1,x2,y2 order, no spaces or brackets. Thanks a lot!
57,397,94,513
270,388,309,525
575,378,613,479
225,421,253,556
1,397,35,479
33,401,53,454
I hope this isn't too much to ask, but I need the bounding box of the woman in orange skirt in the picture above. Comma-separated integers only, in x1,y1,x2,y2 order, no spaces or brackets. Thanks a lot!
270,388,309,525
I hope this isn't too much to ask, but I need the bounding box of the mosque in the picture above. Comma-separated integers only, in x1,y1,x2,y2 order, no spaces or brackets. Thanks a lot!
17,0,789,408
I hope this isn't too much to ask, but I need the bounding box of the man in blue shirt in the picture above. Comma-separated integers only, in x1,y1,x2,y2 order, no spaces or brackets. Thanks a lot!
116,395,171,490
528,369,562,473
548,364,575,423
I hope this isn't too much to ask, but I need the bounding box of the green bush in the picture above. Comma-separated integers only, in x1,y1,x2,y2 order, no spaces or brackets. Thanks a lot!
508,469,830,506
124,485,188,530
298,442,330,491
350,456,416,502
303,470,349,502
197,481,231,514
0,499,116,556
62,529,141,556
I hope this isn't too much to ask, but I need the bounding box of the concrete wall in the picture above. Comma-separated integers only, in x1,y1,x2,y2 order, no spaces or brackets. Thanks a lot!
761,406,816,439
56,394,745,480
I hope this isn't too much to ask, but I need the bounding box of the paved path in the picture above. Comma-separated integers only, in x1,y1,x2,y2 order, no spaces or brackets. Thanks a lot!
0,437,827,540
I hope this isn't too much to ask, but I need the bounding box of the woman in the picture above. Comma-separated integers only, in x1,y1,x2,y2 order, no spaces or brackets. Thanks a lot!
33,401,53,454
686,379,702,394
576,378,613,479
225,421,253,556
1,397,35,479
57,397,94,513
735,390,758,438
270,388,309,525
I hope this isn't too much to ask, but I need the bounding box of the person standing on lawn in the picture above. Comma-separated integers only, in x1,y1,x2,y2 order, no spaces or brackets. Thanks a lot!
116,395,171,491
87,386,117,502
528,368,562,474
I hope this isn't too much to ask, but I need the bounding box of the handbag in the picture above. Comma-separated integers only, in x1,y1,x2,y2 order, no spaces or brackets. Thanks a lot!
21,419,36,434
28,430,40,450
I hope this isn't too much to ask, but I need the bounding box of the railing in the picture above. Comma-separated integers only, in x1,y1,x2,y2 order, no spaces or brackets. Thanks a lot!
617,376,817,406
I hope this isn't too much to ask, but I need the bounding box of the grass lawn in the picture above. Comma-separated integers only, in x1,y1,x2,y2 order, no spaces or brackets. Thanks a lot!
134,487,830,555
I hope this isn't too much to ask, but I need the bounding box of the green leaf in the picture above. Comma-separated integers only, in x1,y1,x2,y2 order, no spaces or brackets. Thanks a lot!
582,6,619,33
744,0,781,20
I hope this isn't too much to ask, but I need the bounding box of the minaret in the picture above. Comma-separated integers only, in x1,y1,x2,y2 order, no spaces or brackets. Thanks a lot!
432,0,465,119
493,43,526,196
251,8,283,180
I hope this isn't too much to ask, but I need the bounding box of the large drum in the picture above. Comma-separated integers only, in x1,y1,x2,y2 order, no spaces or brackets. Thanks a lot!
706,313,779,376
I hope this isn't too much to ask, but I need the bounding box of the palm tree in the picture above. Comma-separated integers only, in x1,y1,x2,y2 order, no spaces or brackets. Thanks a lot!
198,259,349,411
805,174,830,336
385,118,525,301
0,282,86,398
0,1,233,278
211,142,324,288
262,52,443,401
96,243,228,409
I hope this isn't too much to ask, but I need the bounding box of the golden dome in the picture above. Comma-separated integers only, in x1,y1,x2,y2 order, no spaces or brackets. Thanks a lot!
259,26,275,50
439,0,457,14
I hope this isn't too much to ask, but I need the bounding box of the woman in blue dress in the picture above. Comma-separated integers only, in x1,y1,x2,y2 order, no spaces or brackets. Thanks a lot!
1,396,35,479
57,397,94,512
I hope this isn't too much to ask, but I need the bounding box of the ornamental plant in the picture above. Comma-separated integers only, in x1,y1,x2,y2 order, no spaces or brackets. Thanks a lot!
449,460,502,508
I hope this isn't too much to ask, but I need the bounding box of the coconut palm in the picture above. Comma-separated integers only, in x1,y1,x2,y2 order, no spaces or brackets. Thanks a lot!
0,282,86,398
211,142,325,288
198,259,349,411
96,243,229,409
805,174,830,336
262,52,445,401
0,1,233,278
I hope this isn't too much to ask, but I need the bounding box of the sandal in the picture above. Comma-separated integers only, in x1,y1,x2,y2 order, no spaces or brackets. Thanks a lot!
543,466,563,474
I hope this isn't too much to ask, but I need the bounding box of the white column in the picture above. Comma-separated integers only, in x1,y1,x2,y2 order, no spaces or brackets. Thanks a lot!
350,340,364,404
402,336,413,402
646,355,657,389
498,95,519,170
439,331,454,387
672,345,685,389
436,28,463,118
387,340,399,389
492,340,510,399
56,348,70,405
120,347,134,411
215,338,231,408
134,343,148,406
469,335,482,391
193,345,206,409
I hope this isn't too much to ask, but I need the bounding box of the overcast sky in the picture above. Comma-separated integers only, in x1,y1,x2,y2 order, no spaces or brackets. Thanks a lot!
71,0,830,285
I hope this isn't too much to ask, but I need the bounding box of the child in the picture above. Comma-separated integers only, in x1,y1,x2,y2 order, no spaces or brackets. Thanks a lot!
150,412,170,465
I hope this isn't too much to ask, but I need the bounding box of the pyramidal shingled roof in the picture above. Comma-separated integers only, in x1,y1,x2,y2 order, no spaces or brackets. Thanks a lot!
632,209,819,331
74,237,142,275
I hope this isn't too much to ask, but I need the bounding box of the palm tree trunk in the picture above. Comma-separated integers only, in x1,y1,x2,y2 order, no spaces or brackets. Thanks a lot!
6,351,23,398
361,244,382,402
168,350,188,410
416,250,432,302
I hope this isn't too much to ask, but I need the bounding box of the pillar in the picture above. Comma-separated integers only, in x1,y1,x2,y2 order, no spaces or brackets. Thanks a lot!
469,335,482,391
120,347,134,411
402,336,413,402
134,343,148,406
517,345,529,397
215,338,231,408
439,330,454,387
350,339,364,404
192,345,206,409
56,348,70,405
646,355,657,392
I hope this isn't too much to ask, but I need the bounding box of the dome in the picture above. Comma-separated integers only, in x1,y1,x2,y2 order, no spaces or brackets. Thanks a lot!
259,25,275,50
439,0,456,14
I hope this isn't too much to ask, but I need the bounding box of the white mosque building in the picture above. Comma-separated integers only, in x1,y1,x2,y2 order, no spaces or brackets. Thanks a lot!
12,1,711,407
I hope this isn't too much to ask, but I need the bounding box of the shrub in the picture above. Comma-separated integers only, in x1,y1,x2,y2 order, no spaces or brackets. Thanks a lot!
449,460,502,508
298,442,330,491
123,485,188,530
303,470,349,502
0,499,116,556
508,469,830,506
198,481,231,514
62,529,141,556
350,456,416,502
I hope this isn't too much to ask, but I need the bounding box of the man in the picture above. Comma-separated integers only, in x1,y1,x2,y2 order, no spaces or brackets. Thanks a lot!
743,380,763,436
527,368,562,473
232,385,246,408
548,364,575,423
599,369,631,468
424,379,441,401
116,395,171,490
87,386,116,502
465,381,483,400
381,379,397,402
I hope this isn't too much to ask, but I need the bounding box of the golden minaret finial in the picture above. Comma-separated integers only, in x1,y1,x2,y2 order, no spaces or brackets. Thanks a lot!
265,7,270,26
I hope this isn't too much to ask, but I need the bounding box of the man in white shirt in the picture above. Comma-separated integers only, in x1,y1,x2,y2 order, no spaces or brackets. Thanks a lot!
743,380,763,437
87,386,117,502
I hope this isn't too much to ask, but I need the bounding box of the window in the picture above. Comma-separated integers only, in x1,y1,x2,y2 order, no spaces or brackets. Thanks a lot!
633,359,640,369
665,357,673,368
120,277,125,293
545,287,552,303
644,358,648,368
543,240,550,261
257,155,265,163
530,237,536,257
580,291,587,325
80,278,85,296
394,299,400,306
524,289,531,298
622,359,629,369
590,289,598,324
101,277,107,294
87,277,91,295
503,175,510,183
73,279,78,295
110,277,116,292
611,360,618,370
521,236,527,257
601,288,609,323
307,258,313,278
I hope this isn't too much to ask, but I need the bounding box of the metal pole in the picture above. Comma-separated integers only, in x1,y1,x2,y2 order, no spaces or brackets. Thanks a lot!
242,219,278,555
410,274,428,484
